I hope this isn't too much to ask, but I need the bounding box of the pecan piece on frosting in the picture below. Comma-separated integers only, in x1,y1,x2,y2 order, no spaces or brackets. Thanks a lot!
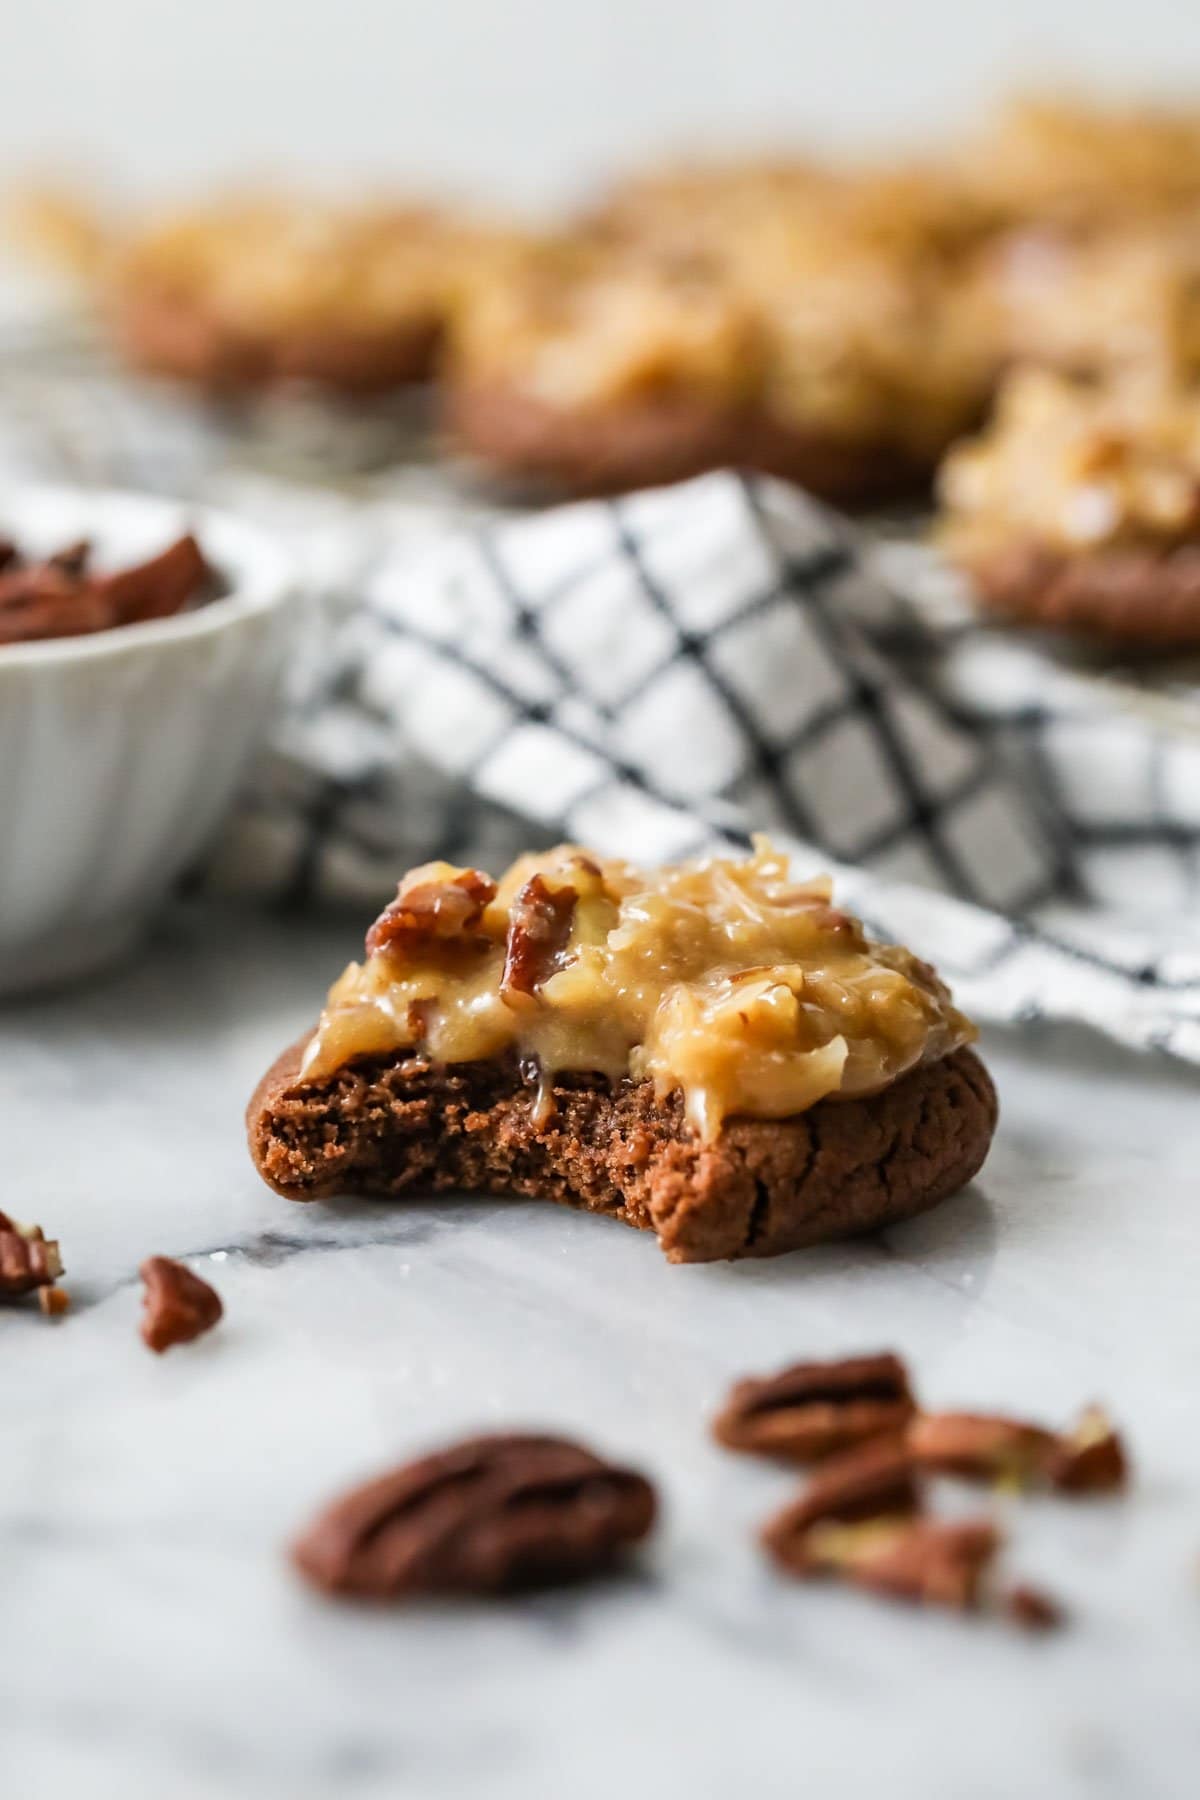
500,874,578,1003
713,1351,916,1462
291,1431,657,1600
0,1210,64,1299
365,864,497,959
139,1256,223,1353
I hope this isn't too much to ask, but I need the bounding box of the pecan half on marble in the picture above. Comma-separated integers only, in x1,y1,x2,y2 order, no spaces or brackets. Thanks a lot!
714,1352,915,1462
292,1432,658,1600
500,875,578,1002
0,1210,64,1299
365,865,497,958
139,1256,223,1353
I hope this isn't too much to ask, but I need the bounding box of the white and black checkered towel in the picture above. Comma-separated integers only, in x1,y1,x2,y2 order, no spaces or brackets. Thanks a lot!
209,471,1200,1068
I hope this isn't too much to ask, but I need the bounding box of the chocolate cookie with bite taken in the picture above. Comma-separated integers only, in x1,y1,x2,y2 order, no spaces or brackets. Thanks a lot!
247,841,996,1264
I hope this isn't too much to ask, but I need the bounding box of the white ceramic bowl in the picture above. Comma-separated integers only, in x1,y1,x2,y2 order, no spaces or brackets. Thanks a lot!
0,486,296,994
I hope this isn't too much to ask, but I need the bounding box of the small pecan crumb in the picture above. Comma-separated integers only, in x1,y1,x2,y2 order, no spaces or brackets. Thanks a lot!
907,1412,1059,1488
714,1352,915,1462
500,875,578,1003
365,865,497,959
0,1209,64,1299
37,1285,71,1318
292,1432,657,1600
139,1256,223,1353
1006,1583,1065,1632
1047,1406,1129,1494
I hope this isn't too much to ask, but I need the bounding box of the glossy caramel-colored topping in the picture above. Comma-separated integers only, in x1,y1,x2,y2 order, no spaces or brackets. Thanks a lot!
967,221,1200,385
719,211,991,456
962,95,1200,227
451,215,989,456
302,841,975,1141
115,198,495,335
937,367,1200,560
449,241,761,411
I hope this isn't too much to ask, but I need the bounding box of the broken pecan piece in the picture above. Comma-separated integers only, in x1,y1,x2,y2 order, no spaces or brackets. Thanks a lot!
762,1439,1056,1621
94,532,212,626
291,1432,657,1600
762,1437,922,1566
0,1210,64,1298
907,1412,1059,1487
763,1438,998,1610
365,865,497,959
792,1515,1003,1611
139,1256,223,1353
500,875,578,1002
714,1352,916,1462
0,532,213,646
47,538,91,577
907,1406,1129,1494
1046,1406,1129,1494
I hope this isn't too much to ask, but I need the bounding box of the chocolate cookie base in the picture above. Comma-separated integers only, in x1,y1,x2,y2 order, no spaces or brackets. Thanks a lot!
444,380,928,507
247,1042,996,1265
964,541,1200,650
115,286,442,395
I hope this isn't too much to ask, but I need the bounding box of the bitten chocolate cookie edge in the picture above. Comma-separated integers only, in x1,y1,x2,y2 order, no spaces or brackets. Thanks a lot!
246,1040,997,1264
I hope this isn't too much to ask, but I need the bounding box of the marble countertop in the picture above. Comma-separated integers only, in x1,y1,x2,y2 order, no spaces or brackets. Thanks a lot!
3,900,1199,1800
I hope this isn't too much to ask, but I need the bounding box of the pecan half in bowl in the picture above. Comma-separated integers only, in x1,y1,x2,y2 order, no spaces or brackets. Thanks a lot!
247,840,997,1262
0,486,295,993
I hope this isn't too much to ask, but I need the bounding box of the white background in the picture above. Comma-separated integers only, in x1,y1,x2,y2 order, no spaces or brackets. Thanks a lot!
5,0,1200,212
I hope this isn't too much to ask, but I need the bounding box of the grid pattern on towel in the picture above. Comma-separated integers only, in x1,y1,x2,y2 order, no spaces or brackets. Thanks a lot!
216,472,1200,1068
